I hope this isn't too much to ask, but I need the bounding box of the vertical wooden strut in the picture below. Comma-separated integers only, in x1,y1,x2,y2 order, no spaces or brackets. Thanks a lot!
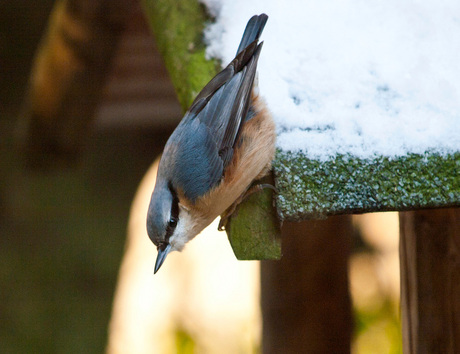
261,216,353,353
400,208,460,354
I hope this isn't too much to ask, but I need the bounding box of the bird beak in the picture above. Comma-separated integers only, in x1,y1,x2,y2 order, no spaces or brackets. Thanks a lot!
154,243,171,274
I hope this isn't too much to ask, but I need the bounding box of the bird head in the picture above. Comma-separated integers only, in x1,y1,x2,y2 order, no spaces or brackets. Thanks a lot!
146,177,199,273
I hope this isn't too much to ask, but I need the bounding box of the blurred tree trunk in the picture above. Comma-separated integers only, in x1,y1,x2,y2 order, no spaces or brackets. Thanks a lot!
400,208,460,354
20,0,134,168
261,216,353,353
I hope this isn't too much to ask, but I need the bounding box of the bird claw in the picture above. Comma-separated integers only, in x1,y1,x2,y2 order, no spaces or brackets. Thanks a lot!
218,183,277,231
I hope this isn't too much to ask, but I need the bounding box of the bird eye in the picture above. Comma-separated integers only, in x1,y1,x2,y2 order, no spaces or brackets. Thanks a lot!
168,218,177,228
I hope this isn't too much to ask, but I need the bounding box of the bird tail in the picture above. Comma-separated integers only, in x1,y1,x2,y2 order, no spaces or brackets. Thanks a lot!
236,14,268,56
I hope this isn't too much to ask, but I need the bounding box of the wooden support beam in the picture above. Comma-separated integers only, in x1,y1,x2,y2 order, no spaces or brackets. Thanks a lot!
261,216,353,353
20,0,133,168
399,208,460,353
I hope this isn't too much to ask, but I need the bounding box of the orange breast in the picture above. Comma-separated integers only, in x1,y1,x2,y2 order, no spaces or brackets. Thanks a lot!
184,94,276,229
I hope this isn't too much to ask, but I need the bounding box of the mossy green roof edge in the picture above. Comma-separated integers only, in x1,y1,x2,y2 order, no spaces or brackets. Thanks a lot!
274,151,460,221
142,0,219,111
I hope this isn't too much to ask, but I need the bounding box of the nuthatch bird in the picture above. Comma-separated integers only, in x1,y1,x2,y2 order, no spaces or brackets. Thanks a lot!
147,14,275,273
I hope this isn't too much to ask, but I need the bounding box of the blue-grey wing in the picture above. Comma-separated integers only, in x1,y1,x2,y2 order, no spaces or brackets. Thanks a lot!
161,118,225,203
163,45,263,203
161,15,267,203
189,41,263,161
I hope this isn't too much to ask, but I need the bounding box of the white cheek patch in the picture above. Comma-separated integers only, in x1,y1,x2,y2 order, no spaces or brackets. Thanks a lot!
169,208,205,253
169,234,186,252
169,217,191,252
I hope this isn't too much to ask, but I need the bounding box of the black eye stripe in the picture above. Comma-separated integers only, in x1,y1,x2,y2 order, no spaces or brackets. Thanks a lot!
165,182,179,240
168,182,179,222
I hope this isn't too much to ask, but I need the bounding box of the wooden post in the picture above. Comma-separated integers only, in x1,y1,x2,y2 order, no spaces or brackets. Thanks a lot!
261,216,353,353
399,208,460,353
20,0,133,167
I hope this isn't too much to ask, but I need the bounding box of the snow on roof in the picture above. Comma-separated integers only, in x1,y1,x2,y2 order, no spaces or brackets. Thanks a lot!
202,0,460,161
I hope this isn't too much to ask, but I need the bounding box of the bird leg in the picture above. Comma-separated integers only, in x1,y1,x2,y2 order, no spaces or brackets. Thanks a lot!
218,183,277,231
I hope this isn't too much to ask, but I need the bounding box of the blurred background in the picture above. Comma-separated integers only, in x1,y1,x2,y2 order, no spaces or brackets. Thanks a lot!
0,0,401,352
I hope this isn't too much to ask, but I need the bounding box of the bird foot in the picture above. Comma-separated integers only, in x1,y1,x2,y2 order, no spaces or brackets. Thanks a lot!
218,183,277,231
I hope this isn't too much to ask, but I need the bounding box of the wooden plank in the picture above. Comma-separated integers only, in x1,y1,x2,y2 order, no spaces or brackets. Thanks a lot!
399,208,460,353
